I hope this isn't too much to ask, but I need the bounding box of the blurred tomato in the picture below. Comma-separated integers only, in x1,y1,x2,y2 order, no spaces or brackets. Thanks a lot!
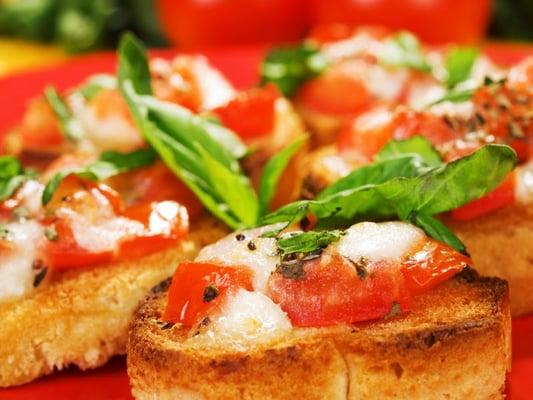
157,0,308,48
310,0,491,44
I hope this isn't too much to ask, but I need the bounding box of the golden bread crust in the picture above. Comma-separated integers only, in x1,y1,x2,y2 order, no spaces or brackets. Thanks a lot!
0,216,227,387
127,270,511,400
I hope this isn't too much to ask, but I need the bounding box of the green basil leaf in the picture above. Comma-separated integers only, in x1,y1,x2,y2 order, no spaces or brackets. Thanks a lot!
445,47,479,88
139,95,246,166
430,87,476,105
258,135,307,216
118,32,152,96
41,148,157,205
264,144,517,232
375,136,443,167
409,212,468,255
260,200,312,235
388,144,517,219
196,145,259,228
260,42,328,96
379,31,431,72
318,154,429,199
276,230,344,259
44,86,84,141
0,156,35,202
78,74,117,100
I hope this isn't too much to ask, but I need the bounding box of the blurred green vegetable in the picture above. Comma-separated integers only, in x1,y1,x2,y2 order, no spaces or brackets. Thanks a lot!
0,0,166,53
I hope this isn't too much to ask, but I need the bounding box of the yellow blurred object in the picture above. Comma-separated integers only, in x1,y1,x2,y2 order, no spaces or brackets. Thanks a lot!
0,39,67,77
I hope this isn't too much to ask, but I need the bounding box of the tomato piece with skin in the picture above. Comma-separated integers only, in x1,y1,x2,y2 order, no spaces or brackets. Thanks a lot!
41,218,114,270
163,262,254,326
19,97,64,152
451,171,516,221
297,64,373,117
401,239,471,295
267,252,411,327
212,84,280,140
118,201,189,261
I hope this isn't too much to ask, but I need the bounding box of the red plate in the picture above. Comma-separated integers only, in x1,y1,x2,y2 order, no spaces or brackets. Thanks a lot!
0,43,532,399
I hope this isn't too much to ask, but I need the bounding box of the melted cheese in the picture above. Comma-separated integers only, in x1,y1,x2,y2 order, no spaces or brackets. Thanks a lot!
204,289,291,344
192,56,235,111
336,221,425,264
195,225,282,293
0,221,43,301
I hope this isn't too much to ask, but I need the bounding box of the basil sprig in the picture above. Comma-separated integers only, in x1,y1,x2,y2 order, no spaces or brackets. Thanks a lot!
378,31,431,72
276,230,344,259
42,148,157,205
118,33,306,229
262,144,517,253
444,46,479,88
0,156,35,202
260,42,328,97
44,86,84,142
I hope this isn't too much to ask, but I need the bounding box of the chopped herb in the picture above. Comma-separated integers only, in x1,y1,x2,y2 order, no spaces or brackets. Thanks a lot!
347,257,369,280
0,156,35,202
384,302,402,319
0,224,9,240
260,42,329,96
378,31,431,72
275,259,306,280
44,86,84,142
203,285,219,302
275,230,344,259
44,226,59,242
444,46,479,88
33,267,48,288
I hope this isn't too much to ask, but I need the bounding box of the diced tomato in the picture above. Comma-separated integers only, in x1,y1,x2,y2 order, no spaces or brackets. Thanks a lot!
163,262,254,326
212,84,280,140
401,239,471,295
267,253,411,327
19,97,64,152
296,63,373,116
112,162,204,219
392,110,457,146
451,171,516,221
118,201,189,261
41,218,114,270
336,106,395,161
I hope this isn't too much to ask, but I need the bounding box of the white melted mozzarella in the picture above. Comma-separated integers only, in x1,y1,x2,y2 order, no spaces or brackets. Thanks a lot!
516,163,533,204
0,221,43,301
195,225,281,293
205,289,291,343
13,180,44,217
336,221,425,264
192,56,235,111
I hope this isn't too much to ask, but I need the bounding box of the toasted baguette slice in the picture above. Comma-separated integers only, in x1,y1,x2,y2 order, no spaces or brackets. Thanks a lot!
445,203,533,316
0,216,227,387
128,269,510,400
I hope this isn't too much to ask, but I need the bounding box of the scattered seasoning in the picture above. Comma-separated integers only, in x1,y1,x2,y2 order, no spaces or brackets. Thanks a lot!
192,316,211,337
44,226,59,242
474,112,485,126
275,259,306,280
235,233,246,241
247,241,257,251
33,267,48,287
384,302,402,320
0,224,9,240
203,285,219,303
61,195,72,203
347,256,369,280
160,321,175,330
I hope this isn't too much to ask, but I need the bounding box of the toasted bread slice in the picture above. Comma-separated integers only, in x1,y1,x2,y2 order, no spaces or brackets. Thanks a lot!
127,269,510,400
445,203,533,316
0,216,227,387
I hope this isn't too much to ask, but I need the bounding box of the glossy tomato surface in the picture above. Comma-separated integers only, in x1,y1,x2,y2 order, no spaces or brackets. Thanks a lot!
157,0,307,48
310,0,492,44
0,43,532,399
